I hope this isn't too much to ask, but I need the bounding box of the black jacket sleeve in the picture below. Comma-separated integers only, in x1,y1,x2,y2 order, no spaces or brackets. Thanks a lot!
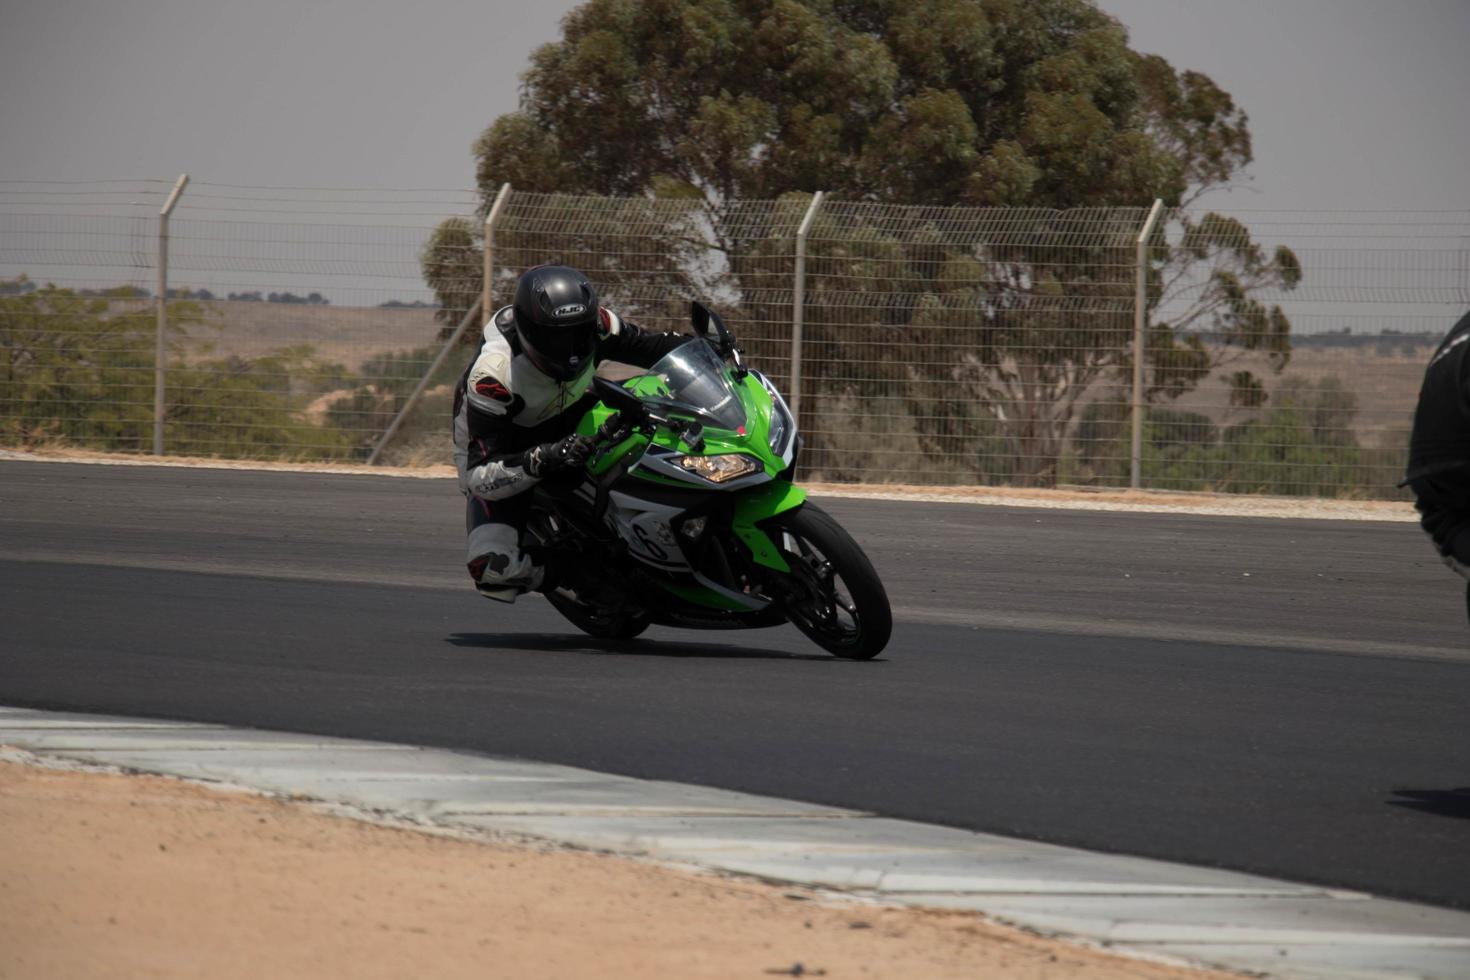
1406,311,1470,561
1411,467,1470,562
594,308,690,369
1407,311,1470,482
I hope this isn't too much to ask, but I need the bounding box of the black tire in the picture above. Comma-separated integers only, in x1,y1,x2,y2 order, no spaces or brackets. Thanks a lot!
543,589,650,641
773,503,892,659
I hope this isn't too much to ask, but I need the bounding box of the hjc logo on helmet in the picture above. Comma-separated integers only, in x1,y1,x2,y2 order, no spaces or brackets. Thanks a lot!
554,304,587,318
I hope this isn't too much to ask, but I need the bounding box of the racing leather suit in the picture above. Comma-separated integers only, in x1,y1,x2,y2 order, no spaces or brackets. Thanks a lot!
452,304,688,600
1405,310,1470,580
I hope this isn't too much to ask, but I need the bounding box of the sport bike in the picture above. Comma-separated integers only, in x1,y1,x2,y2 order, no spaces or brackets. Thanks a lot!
526,302,892,660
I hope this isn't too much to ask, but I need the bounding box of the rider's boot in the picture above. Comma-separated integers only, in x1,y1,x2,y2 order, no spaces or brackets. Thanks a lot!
468,551,543,603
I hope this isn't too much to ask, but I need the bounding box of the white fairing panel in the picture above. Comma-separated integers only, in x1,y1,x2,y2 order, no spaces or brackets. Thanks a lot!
606,492,690,572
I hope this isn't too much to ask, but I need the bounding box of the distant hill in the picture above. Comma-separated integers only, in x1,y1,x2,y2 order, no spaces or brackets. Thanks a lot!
1289,331,1441,355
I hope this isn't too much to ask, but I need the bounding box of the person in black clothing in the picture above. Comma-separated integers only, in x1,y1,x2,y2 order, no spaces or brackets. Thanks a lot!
451,266,689,601
1404,311,1470,615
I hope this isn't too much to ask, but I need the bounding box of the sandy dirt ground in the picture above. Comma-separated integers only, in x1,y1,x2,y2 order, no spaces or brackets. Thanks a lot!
0,759,1234,980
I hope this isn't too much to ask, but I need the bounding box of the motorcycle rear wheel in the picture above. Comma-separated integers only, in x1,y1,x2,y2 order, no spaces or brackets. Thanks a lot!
774,503,892,660
544,588,651,641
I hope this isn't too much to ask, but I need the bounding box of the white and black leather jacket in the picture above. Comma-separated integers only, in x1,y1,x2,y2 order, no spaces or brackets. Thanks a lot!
452,305,688,500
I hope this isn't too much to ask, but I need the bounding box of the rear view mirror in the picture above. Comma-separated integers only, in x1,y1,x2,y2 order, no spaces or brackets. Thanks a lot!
707,309,733,349
690,301,746,378
691,301,711,338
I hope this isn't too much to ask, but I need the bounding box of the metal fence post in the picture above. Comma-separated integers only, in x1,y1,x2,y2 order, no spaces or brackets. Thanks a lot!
370,184,510,466
483,183,512,327
366,298,484,466
154,173,189,455
1130,199,1165,490
790,190,825,424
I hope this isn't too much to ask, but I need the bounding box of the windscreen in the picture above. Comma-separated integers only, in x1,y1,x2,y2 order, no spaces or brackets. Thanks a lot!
643,339,746,431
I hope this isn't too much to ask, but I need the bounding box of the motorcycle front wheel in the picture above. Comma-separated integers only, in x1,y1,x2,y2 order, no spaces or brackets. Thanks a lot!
773,503,892,660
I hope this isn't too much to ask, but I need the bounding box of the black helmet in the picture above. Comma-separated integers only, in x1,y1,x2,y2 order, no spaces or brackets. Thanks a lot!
512,266,599,381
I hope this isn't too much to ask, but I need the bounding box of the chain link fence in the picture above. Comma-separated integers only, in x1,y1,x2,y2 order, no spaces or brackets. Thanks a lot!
1136,209,1469,496
3,178,1467,497
0,180,479,462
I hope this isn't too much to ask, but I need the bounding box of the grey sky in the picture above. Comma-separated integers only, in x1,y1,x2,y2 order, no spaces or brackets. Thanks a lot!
2,0,1466,208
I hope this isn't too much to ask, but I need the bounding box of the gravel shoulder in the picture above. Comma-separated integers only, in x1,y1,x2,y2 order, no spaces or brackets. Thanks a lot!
0,759,1231,980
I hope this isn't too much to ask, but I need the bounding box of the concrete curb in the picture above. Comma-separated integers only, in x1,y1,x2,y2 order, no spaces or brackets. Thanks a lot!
3,706,1467,979
0,449,1416,522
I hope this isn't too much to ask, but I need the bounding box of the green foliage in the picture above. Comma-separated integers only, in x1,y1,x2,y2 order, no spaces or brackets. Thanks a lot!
2,283,170,448
420,217,482,335
1075,398,1216,484
1142,211,1300,410
0,279,357,460
468,0,1250,208
1071,378,1397,497
322,344,463,455
164,348,357,459
803,386,1012,486
358,345,460,397
1227,369,1266,409
418,0,1304,490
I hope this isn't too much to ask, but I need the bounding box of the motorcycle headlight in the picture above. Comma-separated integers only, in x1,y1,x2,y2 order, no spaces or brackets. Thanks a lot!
676,453,762,483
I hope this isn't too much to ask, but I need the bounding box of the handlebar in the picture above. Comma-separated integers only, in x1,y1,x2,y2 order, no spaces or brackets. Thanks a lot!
590,375,712,454
591,407,704,455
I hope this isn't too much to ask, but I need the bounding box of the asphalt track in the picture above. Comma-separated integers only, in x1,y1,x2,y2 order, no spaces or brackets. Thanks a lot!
2,460,1468,910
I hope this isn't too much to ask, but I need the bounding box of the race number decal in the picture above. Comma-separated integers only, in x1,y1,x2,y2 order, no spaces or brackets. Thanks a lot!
608,494,690,571
631,523,668,561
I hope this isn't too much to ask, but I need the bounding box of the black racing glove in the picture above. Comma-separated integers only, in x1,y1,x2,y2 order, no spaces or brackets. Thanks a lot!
523,434,596,478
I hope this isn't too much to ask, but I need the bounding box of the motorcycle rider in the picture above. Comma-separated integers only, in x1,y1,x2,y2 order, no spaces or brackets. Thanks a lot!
1404,310,1470,614
452,265,690,601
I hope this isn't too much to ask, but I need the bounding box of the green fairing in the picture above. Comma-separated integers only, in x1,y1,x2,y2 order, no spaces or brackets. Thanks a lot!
577,368,804,574
579,370,789,478
730,480,804,573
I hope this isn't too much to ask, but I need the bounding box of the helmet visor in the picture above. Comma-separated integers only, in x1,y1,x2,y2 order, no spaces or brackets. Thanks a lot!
522,319,596,380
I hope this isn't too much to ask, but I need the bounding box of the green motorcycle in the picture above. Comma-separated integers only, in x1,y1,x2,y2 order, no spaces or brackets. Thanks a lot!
527,302,892,660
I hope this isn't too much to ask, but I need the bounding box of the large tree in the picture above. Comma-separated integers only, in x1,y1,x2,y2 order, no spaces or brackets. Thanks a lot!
473,0,1244,208
429,0,1299,485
